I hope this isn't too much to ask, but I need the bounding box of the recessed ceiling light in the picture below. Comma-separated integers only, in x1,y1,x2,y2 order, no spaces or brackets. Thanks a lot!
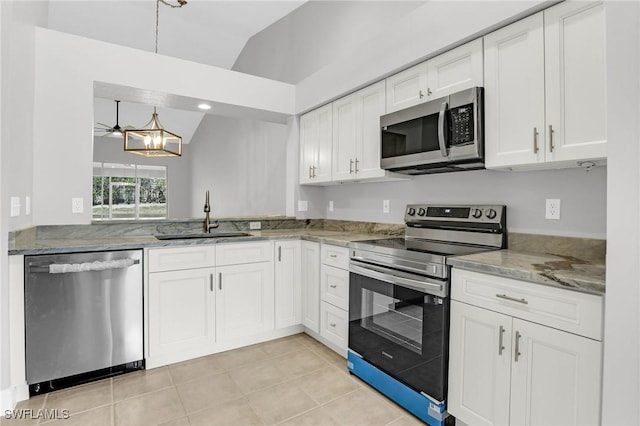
198,103,211,110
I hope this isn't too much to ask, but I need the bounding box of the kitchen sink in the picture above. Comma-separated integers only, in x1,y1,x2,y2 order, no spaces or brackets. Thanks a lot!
154,232,251,240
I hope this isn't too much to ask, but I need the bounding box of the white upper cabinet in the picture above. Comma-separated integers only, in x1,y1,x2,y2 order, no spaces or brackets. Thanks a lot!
385,62,429,113
485,2,606,169
544,1,606,163
332,81,390,182
299,104,332,184
426,39,484,100
386,39,484,113
484,13,546,168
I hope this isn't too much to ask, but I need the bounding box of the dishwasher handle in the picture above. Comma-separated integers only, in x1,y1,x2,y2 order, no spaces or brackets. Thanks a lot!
31,258,140,274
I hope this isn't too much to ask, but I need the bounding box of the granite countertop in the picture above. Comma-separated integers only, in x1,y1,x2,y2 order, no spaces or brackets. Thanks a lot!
9,229,393,255
447,249,605,295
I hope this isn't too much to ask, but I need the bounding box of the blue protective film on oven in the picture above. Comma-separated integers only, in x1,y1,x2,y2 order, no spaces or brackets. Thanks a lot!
347,350,447,426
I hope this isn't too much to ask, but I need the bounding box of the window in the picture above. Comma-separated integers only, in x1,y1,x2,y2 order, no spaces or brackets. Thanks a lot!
93,163,168,220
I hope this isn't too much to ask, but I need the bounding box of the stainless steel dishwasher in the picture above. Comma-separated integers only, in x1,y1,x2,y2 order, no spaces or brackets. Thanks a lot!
25,249,144,395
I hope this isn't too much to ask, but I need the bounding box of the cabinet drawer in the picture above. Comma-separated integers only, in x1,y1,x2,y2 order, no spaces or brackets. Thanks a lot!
321,264,349,310
451,269,604,340
320,301,348,351
321,244,349,270
216,241,273,266
148,246,215,272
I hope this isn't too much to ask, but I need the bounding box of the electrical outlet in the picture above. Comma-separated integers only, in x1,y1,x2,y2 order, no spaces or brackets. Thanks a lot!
72,198,84,214
545,198,561,220
249,221,261,230
383,200,390,213
298,200,308,212
25,196,31,215
10,197,20,217
329,201,334,212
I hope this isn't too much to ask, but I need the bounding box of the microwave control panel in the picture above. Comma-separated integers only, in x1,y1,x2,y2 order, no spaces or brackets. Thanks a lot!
450,104,475,145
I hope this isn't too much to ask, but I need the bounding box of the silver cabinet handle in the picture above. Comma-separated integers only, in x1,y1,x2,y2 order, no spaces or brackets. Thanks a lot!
218,272,222,290
419,90,424,99
549,125,555,152
278,246,282,262
355,158,359,173
438,101,449,157
308,165,312,178
329,323,337,328
496,294,528,304
514,331,522,362
349,159,354,174
210,274,214,292
533,127,539,154
498,325,505,356
427,88,432,96
312,166,316,178
329,284,337,289
329,254,337,258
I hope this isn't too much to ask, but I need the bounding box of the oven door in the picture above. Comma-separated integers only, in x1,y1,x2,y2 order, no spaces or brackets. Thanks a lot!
349,262,450,403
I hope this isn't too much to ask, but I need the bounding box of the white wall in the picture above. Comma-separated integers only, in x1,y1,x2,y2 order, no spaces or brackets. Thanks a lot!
305,167,607,238
92,136,192,218
602,2,640,424
0,0,48,408
233,1,425,84
32,28,295,225
187,115,288,217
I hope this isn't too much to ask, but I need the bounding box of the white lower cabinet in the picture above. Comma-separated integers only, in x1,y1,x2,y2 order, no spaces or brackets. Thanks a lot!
148,267,216,360
274,240,302,329
448,269,603,426
216,261,275,342
319,244,350,356
301,241,321,333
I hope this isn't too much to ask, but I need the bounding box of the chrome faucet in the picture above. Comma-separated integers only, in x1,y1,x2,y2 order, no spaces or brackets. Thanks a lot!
203,190,219,233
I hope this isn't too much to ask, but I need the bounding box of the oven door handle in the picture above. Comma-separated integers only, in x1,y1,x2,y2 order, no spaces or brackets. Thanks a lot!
350,262,446,297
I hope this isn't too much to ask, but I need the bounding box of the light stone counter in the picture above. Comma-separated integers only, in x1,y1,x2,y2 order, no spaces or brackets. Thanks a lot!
9,229,396,256
447,249,605,295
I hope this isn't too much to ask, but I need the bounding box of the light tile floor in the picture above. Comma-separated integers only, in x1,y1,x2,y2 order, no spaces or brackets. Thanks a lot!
2,334,425,426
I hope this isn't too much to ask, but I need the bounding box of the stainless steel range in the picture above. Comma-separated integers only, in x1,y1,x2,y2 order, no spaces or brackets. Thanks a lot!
347,204,506,426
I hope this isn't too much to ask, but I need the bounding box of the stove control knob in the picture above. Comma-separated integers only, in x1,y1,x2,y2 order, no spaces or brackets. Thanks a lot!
417,208,427,216
485,208,497,219
407,207,416,216
472,208,483,219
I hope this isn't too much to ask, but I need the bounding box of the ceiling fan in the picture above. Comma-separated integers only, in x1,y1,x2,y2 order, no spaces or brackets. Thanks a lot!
94,100,133,137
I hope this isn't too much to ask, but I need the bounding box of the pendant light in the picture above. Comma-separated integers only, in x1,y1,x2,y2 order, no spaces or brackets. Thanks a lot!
124,0,187,157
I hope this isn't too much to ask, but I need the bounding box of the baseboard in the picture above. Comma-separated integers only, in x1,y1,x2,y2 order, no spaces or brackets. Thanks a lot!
1,382,29,411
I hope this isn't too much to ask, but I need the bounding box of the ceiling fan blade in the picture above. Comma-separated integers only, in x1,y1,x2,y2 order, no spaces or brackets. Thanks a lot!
95,122,112,128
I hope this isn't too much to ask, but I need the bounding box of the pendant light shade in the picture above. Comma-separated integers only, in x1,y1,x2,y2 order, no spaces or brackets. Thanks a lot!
124,109,182,157
123,0,186,158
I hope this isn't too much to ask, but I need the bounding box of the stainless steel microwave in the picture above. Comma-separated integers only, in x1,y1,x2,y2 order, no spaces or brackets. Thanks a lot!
380,87,484,174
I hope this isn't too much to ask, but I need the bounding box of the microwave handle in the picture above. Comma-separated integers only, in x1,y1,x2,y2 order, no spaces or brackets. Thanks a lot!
438,101,449,157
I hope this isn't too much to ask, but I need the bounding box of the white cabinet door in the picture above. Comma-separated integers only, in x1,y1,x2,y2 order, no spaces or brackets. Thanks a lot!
301,241,321,333
426,39,484,100
354,81,387,179
448,301,512,426
484,13,546,168
299,104,333,184
385,62,428,113
332,94,358,181
544,2,606,164
274,241,302,329
216,262,274,342
148,268,215,359
509,318,602,426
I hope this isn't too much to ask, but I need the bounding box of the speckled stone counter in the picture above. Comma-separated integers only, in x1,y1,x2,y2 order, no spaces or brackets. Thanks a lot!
448,250,605,295
9,219,403,255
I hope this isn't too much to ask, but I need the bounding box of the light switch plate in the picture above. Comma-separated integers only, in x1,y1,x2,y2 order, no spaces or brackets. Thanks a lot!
298,200,308,212
329,201,334,212
25,196,31,215
10,197,20,217
249,221,261,230
72,198,84,214
383,200,390,214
